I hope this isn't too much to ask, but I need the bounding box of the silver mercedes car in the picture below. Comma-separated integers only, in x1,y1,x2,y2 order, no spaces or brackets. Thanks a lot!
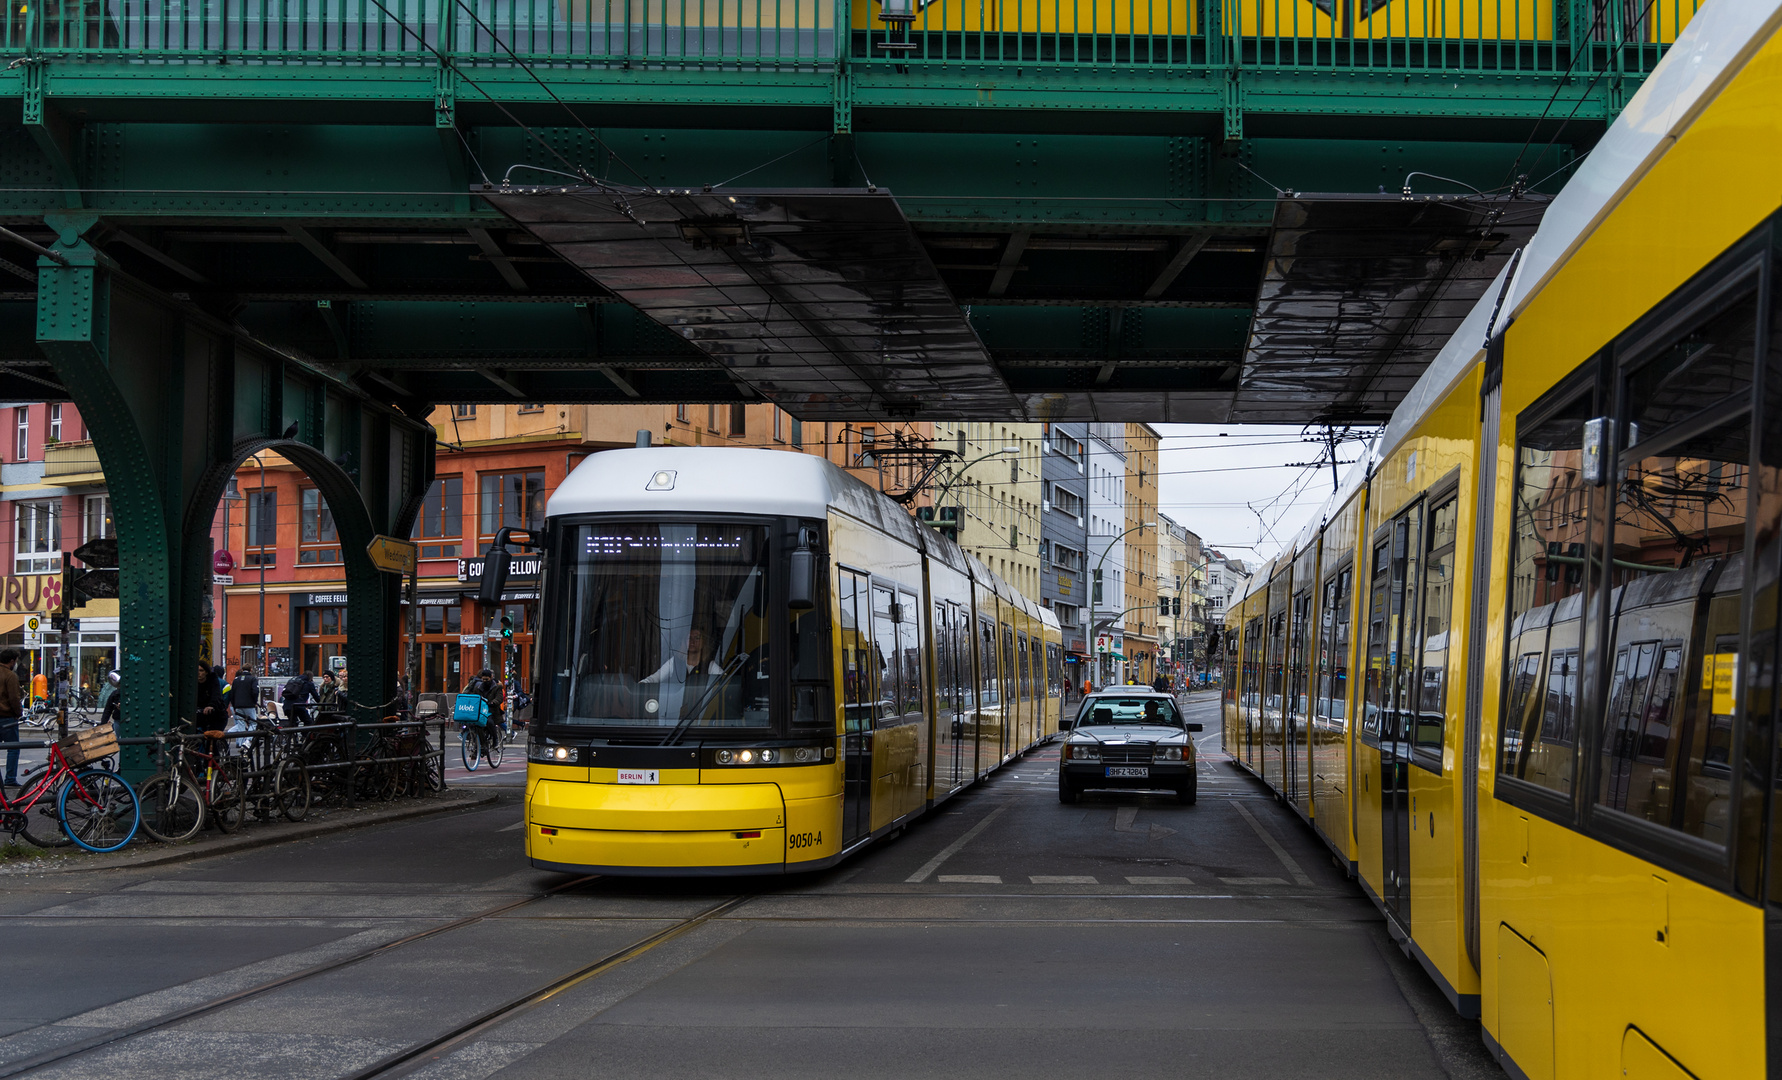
1058,687,1203,805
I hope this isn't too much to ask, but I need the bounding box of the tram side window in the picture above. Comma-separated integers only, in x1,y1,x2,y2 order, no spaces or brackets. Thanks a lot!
1594,289,1758,847
871,586,902,723
1287,589,1311,732
1499,392,1595,799
1017,632,1031,698
839,571,874,734
933,603,957,718
1414,496,1458,760
978,617,999,707
1316,566,1351,731
1363,540,1391,743
1047,643,1062,698
897,590,924,721
1001,625,1016,711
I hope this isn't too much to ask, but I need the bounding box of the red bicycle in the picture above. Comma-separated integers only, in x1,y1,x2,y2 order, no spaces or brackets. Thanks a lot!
0,723,141,853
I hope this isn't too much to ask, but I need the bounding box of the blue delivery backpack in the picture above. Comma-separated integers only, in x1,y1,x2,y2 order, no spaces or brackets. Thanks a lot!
453,693,491,727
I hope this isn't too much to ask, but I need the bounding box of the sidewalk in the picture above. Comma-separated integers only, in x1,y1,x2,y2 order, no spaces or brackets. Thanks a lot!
1,788,499,875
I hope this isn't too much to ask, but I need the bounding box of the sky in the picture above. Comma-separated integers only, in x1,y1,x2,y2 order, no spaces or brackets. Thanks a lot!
1152,423,1372,569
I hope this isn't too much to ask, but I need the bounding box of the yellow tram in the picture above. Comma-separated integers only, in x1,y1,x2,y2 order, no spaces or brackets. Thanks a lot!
1222,1,1782,1074
524,447,1062,876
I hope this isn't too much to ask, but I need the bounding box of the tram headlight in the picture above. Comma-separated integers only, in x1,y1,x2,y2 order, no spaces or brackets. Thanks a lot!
758,749,777,764
737,749,755,764
791,747,821,763
553,746,571,761
715,750,734,764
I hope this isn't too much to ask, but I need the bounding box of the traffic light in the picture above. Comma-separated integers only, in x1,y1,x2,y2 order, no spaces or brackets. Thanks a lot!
1159,597,1170,615
500,615,514,639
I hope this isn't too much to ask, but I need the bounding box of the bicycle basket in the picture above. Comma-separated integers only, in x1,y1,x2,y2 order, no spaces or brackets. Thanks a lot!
59,722,120,767
453,693,490,727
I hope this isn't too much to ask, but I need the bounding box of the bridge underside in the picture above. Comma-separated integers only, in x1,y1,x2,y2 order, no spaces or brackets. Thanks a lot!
0,124,1558,424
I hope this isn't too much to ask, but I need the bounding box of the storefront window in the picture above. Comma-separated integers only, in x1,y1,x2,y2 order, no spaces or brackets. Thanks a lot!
82,495,111,543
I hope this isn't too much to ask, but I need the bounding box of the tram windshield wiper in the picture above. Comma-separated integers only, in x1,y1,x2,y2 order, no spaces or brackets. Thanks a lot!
660,654,748,746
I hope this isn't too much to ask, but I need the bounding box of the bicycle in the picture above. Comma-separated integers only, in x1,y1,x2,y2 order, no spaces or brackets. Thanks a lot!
0,723,140,853
454,694,503,772
138,729,247,843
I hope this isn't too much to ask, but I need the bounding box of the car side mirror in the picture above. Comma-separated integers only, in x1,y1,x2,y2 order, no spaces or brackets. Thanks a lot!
1059,717,1074,730
1187,723,1204,732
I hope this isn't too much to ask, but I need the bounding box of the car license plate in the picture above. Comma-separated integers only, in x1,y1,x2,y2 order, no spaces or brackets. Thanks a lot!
1105,766,1148,779
617,769,659,785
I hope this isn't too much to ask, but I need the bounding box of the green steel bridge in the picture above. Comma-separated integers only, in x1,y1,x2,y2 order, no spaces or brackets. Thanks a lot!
0,0,1698,742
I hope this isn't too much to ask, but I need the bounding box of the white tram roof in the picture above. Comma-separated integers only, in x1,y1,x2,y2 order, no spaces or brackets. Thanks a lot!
550,447,1052,626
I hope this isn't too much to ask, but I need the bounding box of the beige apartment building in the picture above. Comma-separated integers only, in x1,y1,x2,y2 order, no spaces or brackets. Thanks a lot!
1122,423,1161,685
929,422,1045,601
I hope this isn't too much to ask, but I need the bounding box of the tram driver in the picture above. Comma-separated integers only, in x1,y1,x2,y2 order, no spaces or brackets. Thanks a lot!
642,624,728,721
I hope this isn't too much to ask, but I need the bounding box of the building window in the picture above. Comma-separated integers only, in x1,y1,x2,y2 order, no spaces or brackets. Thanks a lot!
773,409,784,442
1052,486,1085,520
246,489,277,565
14,500,59,574
791,419,803,448
479,470,546,535
1040,539,1050,567
453,404,476,418
707,405,718,433
1053,545,1084,574
413,475,463,559
299,605,348,676
47,404,61,444
516,403,545,415
14,407,26,461
729,404,746,436
82,494,111,544
299,488,341,564
676,404,688,423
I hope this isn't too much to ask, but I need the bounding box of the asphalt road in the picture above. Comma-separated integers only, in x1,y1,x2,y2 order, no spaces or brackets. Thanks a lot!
0,694,1502,1079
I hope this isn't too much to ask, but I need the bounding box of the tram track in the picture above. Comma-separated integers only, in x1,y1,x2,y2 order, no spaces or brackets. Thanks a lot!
0,874,597,1079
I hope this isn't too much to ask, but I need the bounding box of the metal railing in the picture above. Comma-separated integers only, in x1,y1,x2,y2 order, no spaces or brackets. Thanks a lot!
1,0,1697,76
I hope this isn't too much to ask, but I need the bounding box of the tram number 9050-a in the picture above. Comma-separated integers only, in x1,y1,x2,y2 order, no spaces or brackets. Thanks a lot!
788,832,823,850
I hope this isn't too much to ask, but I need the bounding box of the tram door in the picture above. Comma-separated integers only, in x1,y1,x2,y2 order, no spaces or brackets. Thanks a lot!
838,569,875,847
934,602,969,794
1378,504,1424,923
1285,587,1313,805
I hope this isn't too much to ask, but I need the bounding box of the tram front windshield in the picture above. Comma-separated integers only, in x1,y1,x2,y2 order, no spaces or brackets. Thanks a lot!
549,522,771,732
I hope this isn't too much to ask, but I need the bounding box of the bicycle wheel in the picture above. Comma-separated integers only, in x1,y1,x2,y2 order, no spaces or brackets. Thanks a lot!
460,726,482,772
485,728,504,769
274,757,311,822
137,773,205,842
11,766,73,849
207,760,246,833
57,768,140,853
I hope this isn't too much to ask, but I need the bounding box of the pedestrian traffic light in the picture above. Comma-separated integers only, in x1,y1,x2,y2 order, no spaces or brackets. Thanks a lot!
500,615,514,639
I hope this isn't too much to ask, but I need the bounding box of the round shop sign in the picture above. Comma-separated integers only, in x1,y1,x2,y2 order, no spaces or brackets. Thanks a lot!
213,550,235,575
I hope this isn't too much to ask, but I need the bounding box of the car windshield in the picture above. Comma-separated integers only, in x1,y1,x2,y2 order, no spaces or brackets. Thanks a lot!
548,522,771,730
1077,697,1182,728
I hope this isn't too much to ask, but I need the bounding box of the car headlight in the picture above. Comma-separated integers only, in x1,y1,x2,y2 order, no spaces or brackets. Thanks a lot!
1065,744,1099,762
1157,746,1184,761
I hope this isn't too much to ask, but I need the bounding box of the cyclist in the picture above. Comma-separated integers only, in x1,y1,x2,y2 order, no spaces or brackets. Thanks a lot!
100,670,121,727
280,670,318,725
468,668,508,740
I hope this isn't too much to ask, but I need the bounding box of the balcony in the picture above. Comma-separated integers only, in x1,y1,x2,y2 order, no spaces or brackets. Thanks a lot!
43,441,102,481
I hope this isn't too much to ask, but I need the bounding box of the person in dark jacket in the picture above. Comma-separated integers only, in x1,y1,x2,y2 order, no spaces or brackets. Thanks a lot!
281,671,318,725
195,661,229,731
230,665,260,725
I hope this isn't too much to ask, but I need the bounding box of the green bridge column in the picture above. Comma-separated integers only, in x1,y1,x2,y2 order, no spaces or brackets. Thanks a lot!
33,217,434,771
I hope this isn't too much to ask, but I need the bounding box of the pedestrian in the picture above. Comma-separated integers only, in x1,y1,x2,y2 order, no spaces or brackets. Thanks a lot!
100,670,122,727
281,669,318,725
195,660,229,731
318,670,340,708
230,664,260,726
1152,674,1168,694
0,648,21,789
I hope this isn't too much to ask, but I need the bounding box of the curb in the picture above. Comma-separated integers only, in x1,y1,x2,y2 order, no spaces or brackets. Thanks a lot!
13,790,503,874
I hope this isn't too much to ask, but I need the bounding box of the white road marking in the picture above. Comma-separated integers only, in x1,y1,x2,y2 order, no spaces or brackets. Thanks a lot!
1220,876,1288,885
905,805,1008,883
499,820,525,832
1030,875,1097,884
1231,801,1315,886
1126,875,1193,885
937,875,1003,884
